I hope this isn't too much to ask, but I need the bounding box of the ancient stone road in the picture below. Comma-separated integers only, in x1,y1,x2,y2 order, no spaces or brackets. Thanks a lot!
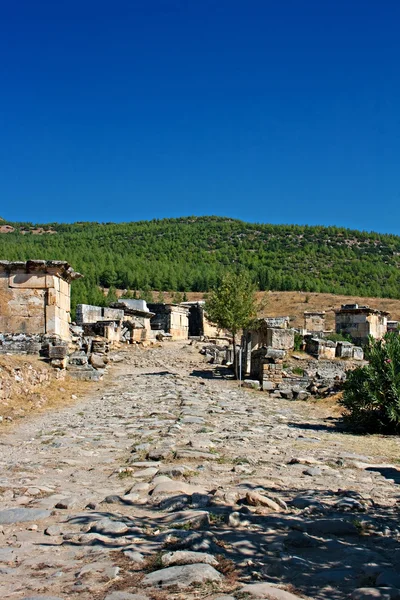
1,342,400,600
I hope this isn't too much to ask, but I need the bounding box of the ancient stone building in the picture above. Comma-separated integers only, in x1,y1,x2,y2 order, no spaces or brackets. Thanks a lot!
112,299,154,342
180,301,223,338
335,304,389,345
76,304,124,343
304,311,326,333
242,317,293,375
147,303,189,340
0,260,81,347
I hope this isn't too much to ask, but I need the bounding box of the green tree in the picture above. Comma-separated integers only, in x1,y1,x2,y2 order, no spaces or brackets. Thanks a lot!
340,333,400,433
172,291,184,304
106,286,118,305
205,271,257,379
157,290,165,303
139,285,154,303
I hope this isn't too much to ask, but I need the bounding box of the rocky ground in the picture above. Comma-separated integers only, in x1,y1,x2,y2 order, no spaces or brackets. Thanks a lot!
1,342,400,600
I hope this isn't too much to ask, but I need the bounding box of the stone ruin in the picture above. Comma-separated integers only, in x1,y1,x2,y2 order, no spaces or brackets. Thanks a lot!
0,260,81,354
147,303,189,340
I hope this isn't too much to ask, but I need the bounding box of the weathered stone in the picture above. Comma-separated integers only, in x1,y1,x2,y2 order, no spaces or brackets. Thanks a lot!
142,563,222,588
352,589,400,600
105,593,150,600
0,508,51,524
305,518,359,536
161,550,218,567
240,583,306,599
246,491,282,512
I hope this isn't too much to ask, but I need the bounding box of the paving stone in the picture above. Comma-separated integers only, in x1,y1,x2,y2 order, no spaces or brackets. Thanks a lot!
161,550,218,567
352,589,400,600
240,583,306,599
143,563,222,588
0,508,51,524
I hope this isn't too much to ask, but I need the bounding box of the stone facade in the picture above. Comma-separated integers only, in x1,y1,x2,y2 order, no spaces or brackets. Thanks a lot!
147,303,189,340
76,304,124,325
0,260,81,343
180,301,222,338
113,299,154,343
387,321,399,334
304,311,326,333
242,318,293,375
335,304,388,345
265,327,295,350
305,337,337,359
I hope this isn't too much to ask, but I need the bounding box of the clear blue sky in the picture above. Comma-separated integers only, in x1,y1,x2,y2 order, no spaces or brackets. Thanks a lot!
1,1,399,233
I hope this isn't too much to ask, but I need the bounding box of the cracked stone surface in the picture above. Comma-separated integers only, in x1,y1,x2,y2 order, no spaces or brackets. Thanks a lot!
1,342,400,600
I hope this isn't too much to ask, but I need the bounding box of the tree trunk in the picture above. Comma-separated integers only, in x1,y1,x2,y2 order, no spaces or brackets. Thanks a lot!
233,332,239,380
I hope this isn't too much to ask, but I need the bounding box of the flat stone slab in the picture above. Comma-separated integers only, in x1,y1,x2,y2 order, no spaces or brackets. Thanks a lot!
0,508,51,524
105,594,150,600
240,583,307,599
143,563,222,588
23,597,64,600
161,550,218,567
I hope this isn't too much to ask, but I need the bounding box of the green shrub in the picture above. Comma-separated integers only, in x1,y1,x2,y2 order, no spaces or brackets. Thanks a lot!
340,333,400,433
294,333,303,351
292,366,304,376
326,332,352,343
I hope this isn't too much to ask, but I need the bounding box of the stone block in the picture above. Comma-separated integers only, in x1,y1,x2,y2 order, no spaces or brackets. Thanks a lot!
48,345,68,359
266,328,295,350
353,346,364,360
58,291,70,312
242,380,260,390
59,278,70,297
9,273,47,289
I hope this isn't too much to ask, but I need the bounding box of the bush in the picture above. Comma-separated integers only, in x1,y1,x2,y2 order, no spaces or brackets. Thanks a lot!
340,333,400,433
294,333,304,351
326,332,352,343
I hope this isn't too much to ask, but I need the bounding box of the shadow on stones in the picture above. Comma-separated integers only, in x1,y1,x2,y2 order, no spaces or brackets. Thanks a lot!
287,420,347,433
366,466,400,484
60,485,400,600
190,367,233,380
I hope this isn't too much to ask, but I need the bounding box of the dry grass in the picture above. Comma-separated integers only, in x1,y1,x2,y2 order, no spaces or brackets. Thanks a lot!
0,354,96,425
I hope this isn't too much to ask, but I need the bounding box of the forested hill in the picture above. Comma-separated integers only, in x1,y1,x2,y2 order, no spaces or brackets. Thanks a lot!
1,216,400,311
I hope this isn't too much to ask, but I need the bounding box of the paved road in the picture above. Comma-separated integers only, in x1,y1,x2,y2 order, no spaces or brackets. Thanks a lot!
1,342,400,600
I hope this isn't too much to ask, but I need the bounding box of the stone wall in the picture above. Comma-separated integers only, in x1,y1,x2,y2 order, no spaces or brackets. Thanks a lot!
148,304,189,340
266,327,295,350
76,304,124,325
0,261,81,342
335,309,388,344
304,311,326,332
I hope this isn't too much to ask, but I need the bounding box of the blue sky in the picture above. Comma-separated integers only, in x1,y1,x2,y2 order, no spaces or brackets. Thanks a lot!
0,1,399,233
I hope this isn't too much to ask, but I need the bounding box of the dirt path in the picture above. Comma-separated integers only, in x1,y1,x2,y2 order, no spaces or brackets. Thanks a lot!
1,342,400,600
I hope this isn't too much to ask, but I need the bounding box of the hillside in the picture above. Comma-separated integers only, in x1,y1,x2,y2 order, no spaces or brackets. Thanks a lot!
1,216,400,313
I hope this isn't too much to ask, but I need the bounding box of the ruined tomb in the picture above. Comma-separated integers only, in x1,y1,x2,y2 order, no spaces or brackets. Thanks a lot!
147,303,189,340
304,311,326,333
335,304,388,345
0,260,82,352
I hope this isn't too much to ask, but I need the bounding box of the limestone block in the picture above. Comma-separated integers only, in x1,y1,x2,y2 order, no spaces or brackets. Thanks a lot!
7,298,29,317
266,328,295,350
47,288,57,306
53,276,60,291
9,273,47,289
0,272,9,289
0,316,46,334
59,318,71,341
46,275,56,289
58,292,70,312
59,278,70,297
